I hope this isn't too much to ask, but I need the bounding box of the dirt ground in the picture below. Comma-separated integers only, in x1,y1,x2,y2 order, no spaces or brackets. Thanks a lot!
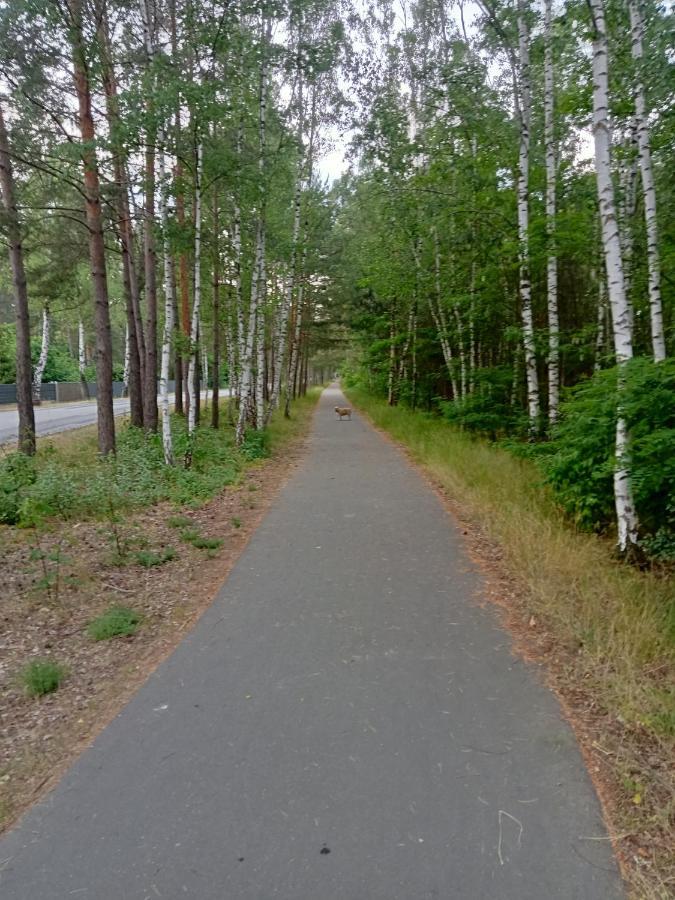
0,424,311,834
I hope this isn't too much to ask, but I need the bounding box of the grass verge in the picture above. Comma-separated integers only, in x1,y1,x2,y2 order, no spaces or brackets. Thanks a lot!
346,387,674,900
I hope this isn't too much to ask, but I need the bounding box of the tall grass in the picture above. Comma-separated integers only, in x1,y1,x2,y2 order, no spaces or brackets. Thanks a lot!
346,388,674,739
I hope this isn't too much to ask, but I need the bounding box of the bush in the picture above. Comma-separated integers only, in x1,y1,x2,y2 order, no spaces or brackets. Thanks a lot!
87,606,142,641
540,359,675,556
0,452,36,524
439,366,527,439
21,659,67,696
240,429,271,461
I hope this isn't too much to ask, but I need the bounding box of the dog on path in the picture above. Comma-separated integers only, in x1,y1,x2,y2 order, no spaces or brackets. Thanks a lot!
334,406,352,421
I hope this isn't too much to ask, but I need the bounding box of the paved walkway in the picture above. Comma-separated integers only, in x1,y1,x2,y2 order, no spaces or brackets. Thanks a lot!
0,386,622,899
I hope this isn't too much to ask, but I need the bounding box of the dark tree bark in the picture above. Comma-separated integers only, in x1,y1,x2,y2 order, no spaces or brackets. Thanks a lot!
68,0,115,454
0,100,35,455
97,6,143,427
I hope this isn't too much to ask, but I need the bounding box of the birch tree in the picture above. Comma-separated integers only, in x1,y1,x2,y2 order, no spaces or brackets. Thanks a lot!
589,0,640,553
628,0,666,362
544,0,559,423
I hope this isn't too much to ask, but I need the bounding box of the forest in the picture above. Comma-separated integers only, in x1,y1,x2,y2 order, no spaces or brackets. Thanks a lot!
0,0,673,560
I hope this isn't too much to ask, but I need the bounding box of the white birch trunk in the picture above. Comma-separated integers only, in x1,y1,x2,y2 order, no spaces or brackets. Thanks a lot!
33,306,49,400
187,142,203,436
236,223,262,444
430,227,459,398
254,228,267,431
517,1,540,430
78,319,86,376
158,147,174,464
122,323,130,391
590,0,640,553
594,272,607,372
544,0,559,423
629,0,666,362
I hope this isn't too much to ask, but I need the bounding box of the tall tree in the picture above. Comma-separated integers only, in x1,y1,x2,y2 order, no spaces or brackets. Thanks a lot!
0,98,35,453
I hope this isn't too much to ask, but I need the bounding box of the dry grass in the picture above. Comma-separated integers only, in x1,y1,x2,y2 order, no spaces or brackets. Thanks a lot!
347,388,674,899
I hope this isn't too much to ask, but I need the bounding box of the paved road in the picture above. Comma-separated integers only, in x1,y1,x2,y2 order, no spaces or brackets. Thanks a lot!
0,386,623,899
0,392,213,444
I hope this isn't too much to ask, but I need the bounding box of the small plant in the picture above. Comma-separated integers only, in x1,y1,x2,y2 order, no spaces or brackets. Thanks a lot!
29,538,66,605
179,527,201,544
87,606,142,641
191,536,223,551
231,516,242,528
134,547,177,567
168,515,193,529
21,659,67,697
247,483,257,492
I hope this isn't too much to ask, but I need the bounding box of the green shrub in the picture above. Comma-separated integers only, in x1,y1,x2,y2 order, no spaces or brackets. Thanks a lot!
21,659,67,696
0,452,36,524
87,606,142,641
240,430,271,461
540,359,675,556
440,366,527,439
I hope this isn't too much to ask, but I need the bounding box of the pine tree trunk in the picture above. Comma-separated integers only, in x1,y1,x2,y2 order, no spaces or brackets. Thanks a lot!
97,5,143,427
629,0,666,362
69,0,115,454
544,0,559,423
0,99,35,454
590,0,640,554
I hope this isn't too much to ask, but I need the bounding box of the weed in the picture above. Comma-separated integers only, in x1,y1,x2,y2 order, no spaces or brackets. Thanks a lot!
190,536,223,551
179,527,201,544
134,547,177,568
20,659,67,697
231,517,242,528
29,538,66,605
168,515,193,529
87,606,142,641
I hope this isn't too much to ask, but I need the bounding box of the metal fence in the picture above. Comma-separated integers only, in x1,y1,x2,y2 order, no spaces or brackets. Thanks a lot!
0,381,175,405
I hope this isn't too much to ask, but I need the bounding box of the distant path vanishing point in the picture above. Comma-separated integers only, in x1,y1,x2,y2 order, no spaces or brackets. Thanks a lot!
0,384,623,899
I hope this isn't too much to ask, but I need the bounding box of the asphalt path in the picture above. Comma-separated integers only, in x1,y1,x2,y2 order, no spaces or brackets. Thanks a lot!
0,392,213,444
0,385,623,899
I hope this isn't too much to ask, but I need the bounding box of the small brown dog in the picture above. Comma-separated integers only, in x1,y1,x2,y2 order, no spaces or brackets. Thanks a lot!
335,406,352,421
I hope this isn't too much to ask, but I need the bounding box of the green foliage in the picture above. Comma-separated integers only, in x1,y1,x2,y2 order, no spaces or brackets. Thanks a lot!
190,536,223,551
20,659,67,696
87,606,142,641
440,367,526,439
167,515,193,529
538,360,675,556
134,547,177,567
0,324,15,383
239,430,271,461
3,416,244,529
0,452,36,524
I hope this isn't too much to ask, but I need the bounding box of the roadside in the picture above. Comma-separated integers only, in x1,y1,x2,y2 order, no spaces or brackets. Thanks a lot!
345,388,674,900
0,391,319,833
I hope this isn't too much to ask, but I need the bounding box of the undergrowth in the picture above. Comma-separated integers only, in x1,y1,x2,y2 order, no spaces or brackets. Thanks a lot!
0,395,318,530
87,606,142,641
